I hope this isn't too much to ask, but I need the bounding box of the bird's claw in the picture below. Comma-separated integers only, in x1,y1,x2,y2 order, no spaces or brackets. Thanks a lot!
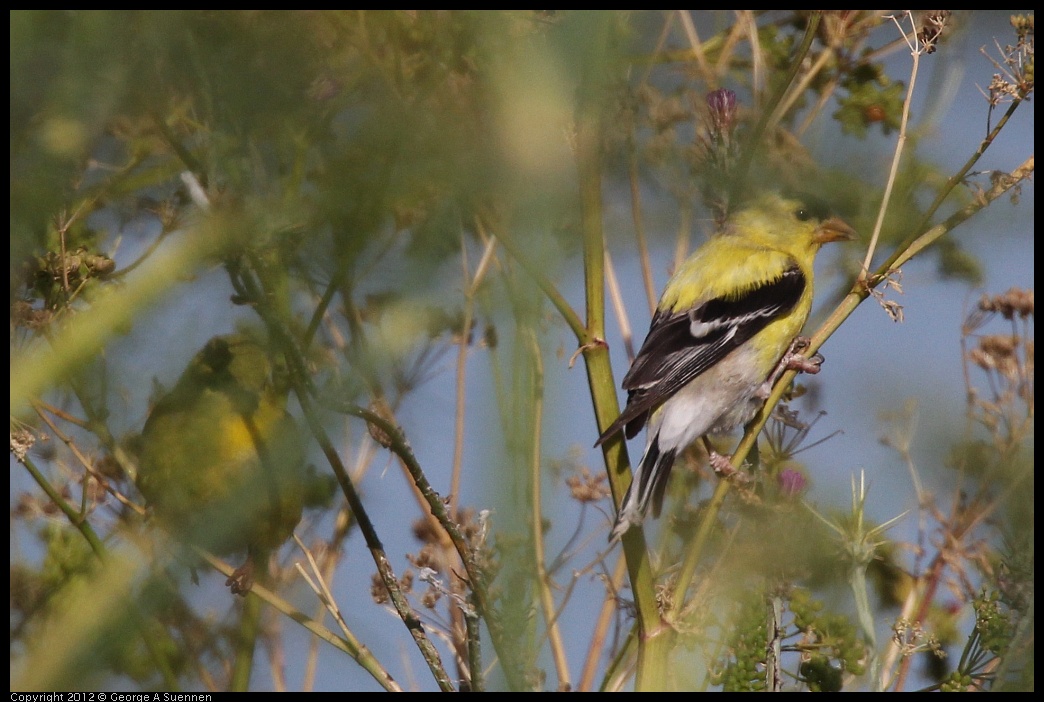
784,351,824,375
762,337,824,393
709,451,752,485
226,559,255,596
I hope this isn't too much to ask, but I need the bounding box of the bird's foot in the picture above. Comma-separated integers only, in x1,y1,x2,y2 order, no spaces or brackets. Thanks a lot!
709,451,752,485
785,352,824,375
226,558,255,596
757,337,824,399
782,336,824,374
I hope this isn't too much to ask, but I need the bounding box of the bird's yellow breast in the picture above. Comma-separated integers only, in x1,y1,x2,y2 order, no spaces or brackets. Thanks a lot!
137,384,304,556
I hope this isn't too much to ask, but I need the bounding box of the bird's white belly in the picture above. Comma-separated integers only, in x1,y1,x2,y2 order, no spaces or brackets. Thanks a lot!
652,344,768,449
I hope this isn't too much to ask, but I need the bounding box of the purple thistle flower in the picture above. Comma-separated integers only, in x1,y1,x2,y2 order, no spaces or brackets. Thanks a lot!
706,88,737,137
778,468,807,498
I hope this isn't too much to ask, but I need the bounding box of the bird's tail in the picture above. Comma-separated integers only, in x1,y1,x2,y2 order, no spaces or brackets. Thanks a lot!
609,433,677,541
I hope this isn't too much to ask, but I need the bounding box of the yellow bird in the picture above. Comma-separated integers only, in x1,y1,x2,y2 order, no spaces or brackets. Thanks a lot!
136,333,305,594
597,192,855,540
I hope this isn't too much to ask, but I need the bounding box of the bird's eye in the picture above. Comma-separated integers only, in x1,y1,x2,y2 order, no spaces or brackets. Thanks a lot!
794,207,812,222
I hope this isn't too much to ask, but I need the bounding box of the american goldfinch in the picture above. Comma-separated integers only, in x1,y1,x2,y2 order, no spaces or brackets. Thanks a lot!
137,333,305,593
597,192,855,541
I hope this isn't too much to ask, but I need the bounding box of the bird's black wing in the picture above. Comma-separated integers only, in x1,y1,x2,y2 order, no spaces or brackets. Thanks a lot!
595,265,806,445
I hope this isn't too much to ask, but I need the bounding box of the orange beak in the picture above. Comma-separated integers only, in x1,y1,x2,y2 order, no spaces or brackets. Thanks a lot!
814,216,858,244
